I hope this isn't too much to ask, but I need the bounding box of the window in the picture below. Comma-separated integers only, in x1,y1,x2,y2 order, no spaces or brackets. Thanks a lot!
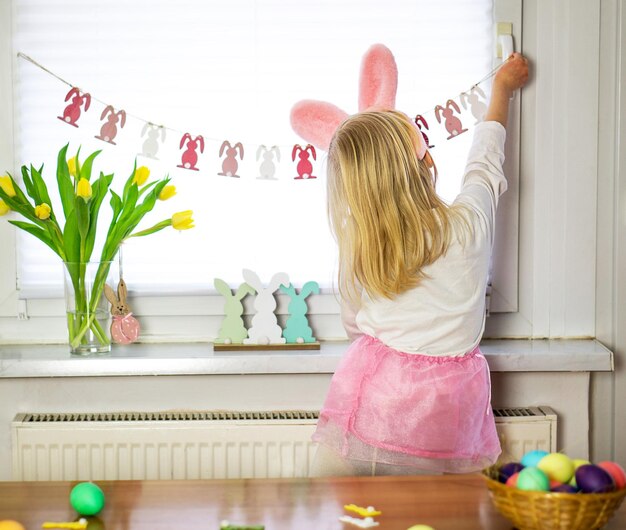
1,0,522,341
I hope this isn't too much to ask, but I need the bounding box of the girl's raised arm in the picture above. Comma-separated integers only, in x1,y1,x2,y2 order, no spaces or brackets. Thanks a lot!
485,52,529,127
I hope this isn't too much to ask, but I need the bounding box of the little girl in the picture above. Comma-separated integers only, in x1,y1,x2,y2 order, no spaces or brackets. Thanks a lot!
311,53,529,476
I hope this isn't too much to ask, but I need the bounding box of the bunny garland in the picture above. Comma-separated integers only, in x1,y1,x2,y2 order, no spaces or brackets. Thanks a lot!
18,47,500,180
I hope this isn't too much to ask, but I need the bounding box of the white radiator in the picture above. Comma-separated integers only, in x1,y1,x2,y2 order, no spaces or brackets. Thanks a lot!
12,407,557,481
494,406,557,462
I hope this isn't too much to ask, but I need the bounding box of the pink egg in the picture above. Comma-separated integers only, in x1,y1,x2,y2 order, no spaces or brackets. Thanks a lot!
598,461,626,489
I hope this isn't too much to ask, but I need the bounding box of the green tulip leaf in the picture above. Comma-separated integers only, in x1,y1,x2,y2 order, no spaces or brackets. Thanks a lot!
122,159,138,202
30,164,55,219
63,209,80,263
20,166,37,202
9,220,62,258
79,150,101,182
56,144,75,221
75,195,90,242
84,172,113,261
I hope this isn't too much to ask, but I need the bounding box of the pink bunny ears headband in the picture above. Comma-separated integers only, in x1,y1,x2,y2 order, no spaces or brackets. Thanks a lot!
289,43,427,160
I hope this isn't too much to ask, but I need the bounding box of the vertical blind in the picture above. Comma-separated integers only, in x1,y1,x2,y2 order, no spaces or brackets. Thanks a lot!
12,0,493,297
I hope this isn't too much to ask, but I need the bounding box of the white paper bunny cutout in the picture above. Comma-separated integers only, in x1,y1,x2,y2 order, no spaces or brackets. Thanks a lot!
243,269,289,345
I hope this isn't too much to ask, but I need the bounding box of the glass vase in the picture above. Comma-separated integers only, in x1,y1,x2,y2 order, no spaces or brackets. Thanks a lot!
63,261,117,355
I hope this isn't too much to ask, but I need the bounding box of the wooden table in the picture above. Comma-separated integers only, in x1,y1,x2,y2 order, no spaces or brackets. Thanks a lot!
0,474,625,530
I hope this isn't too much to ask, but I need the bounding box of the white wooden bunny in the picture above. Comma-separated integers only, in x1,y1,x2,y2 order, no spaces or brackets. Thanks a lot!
243,269,289,345
104,279,140,344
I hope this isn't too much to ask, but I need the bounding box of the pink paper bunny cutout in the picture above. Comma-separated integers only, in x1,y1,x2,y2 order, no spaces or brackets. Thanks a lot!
290,43,426,158
104,279,140,344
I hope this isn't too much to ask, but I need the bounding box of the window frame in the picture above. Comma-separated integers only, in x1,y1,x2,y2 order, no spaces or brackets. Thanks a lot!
0,0,536,343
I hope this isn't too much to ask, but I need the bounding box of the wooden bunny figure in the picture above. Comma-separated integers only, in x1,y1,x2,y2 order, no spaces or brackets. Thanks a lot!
214,278,255,344
280,281,320,343
104,279,140,344
243,269,289,345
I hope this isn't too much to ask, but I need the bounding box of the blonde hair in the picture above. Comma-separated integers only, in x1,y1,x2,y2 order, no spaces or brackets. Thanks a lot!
327,110,470,301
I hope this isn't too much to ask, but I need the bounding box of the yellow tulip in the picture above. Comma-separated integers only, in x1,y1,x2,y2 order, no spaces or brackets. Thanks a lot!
77,178,92,199
35,203,51,220
0,199,10,216
0,175,16,198
159,185,176,201
133,166,150,186
67,156,78,178
171,210,194,230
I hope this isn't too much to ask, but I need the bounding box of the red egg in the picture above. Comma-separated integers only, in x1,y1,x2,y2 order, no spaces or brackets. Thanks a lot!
575,464,616,493
597,461,626,489
506,471,520,487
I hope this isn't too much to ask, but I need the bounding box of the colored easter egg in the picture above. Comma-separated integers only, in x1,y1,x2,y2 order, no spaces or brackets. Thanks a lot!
521,450,549,468
0,522,26,530
569,459,591,486
70,482,105,516
537,453,575,483
597,461,626,489
575,464,615,494
506,472,520,487
551,483,579,494
406,526,435,530
498,462,524,483
517,467,550,492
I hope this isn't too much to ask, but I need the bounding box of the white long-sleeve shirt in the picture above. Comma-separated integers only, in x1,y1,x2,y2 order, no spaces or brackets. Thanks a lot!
342,121,507,357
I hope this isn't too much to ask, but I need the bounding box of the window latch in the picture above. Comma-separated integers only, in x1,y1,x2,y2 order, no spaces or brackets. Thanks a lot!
485,283,492,318
17,299,29,321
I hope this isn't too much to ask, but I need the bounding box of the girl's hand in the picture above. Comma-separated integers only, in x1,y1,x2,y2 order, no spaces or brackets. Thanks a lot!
494,52,529,95
485,52,530,127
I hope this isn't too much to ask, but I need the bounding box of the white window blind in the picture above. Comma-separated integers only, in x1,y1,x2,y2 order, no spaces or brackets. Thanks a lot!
12,0,493,298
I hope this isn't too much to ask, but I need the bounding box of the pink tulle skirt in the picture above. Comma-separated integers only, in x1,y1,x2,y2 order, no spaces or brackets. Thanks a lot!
313,335,501,473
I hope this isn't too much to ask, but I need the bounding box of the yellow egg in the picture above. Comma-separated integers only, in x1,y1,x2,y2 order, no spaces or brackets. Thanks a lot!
537,452,575,483
0,521,26,530
569,458,591,486
407,526,436,530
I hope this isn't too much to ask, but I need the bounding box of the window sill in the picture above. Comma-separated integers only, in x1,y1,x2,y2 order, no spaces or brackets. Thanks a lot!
0,338,613,378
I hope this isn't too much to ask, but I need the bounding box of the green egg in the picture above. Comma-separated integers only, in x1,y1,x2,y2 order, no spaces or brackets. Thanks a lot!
516,467,550,492
69,482,105,516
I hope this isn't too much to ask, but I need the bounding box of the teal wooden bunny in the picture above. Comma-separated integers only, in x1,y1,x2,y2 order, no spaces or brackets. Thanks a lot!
280,281,320,343
214,278,255,344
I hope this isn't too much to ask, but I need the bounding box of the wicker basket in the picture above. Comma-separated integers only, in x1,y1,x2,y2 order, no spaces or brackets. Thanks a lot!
483,466,626,530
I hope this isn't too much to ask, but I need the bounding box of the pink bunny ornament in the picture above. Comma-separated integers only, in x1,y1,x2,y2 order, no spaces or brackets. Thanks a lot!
104,279,140,344
290,43,427,159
